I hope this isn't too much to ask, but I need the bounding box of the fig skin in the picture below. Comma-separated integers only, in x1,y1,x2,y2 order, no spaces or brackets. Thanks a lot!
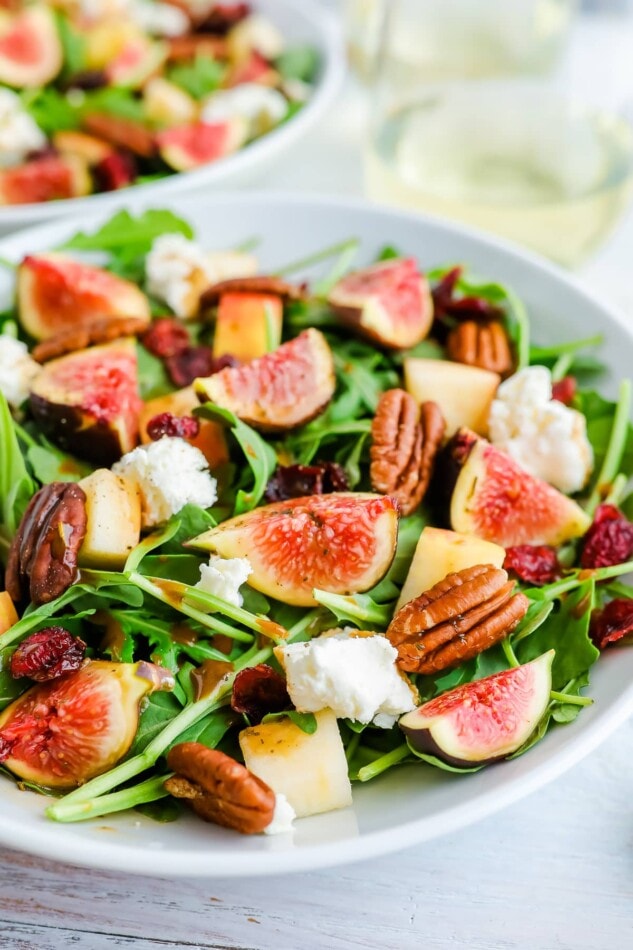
399,652,554,766
0,661,167,789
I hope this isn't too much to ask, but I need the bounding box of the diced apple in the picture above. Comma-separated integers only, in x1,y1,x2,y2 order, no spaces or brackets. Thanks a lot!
239,708,352,818
138,386,229,469
396,526,506,611
78,468,141,569
0,591,18,635
53,131,113,166
213,292,282,361
404,358,500,436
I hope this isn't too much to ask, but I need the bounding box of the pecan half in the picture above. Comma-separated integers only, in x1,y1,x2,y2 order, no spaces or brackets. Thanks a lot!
167,35,228,62
446,319,514,377
370,390,445,515
387,564,529,674
82,114,155,158
200,275,303,308
6,483,87,606
165,742,275,834
32,317,150,363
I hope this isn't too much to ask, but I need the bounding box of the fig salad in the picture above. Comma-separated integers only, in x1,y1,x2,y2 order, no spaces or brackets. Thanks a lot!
0,207,631,835
0,2,319,206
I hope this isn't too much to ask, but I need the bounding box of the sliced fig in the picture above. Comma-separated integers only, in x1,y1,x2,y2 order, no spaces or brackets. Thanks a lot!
328,258,433,350
156,119,247,172
188,493,399,607
18,253,150,341
450,435,591,547
106,36,166,89
0,6,62,88
194,328,335,431
0,155,91,207
0,661,165,789
29,338,142,465
399,652,554,766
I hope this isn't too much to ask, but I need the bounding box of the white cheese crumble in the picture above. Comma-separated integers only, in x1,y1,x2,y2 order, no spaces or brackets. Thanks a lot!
0,334,41,407
201,85,288,136
488,365,593,494
131,1,189,37
112,437,217,528
195,554,252,608
145,233,258,319
264,793,296,836
278,628,416,728
0,89,47,170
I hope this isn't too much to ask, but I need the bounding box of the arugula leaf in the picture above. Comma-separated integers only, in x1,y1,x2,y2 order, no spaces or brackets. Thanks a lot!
261,710,318,734
312,590,393,629
167,56,225,100
81,87,147,122
137,344,175,401
574,387,633,483
407,744,482,774
56,11,87,77
159,505,216,552
275,45,319,83
26,441,91,484
22,88,80,134
61,209,194,255
0,393,36,558
129,691,183,756
195,404,276,514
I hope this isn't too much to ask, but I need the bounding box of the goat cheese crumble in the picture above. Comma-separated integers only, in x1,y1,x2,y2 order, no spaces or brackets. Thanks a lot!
488,366,593,494
113,437,217,528
0,89,47,170
145,233,258,319
195,555,252,608
0,334,41,407
277,628,416,728
201,85,288,136
264,793,296,836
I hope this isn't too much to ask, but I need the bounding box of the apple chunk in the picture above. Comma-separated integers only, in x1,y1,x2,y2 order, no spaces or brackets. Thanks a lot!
213,292,283,361
396,526,506,611
78,468,142,569
0,591,19,634
239,709,352,818
139,386,229,469
404,358,500,436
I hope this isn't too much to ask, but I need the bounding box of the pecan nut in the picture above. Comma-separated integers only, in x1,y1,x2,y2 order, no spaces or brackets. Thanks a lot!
6,482,87,606
370,390,445,515
32,317,150,363
446,319,514,377
200,275,303,308
387,564,529,674
82,113,155,158
165,742,275,834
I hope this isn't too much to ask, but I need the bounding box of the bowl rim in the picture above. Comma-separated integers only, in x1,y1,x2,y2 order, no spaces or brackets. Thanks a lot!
0,0,346,226
0,190,631,877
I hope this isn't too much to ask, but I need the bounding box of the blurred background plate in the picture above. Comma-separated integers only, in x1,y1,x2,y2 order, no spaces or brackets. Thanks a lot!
0,192,631,877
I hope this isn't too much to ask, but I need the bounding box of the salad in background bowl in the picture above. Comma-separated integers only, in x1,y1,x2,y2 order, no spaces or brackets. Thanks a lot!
0,1,343,228
0,194,631,876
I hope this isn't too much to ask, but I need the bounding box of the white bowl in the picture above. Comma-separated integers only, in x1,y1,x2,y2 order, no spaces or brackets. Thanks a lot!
0,193,631,877
0,0,344,233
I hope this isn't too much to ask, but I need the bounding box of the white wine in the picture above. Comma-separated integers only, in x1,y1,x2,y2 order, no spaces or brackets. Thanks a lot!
364,86,633,266
346,0,573,80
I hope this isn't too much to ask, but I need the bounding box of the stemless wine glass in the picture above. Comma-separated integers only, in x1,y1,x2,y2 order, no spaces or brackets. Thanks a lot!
363,0,633,267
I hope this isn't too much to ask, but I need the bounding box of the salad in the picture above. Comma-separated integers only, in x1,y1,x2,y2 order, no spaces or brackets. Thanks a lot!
0,2,319,205
0,207,631,837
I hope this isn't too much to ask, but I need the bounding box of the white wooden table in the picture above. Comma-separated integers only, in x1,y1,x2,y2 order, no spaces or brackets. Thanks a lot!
2,6,633,947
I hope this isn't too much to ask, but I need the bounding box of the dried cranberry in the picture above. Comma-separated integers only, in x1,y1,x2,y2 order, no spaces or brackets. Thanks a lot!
10,627,86,682
504,545,561,586
264,462,349,502
203,2,251,32
432,266,502,326
142,318,190,359
581,504,633,569
231,663,290,725
165,349,237,388
64,69,108,91
552,376,577,406
590,599,633,649
0,735,16,764
95,152,137,192
147,412,200,441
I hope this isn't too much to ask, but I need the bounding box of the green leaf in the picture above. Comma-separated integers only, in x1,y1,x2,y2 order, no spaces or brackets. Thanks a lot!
167,56,225,100
26,441,91,484
56,11,87,76
407,743,483,773
163,706,236,754
261,710,318,734
137,343,175,400
575,387,633,484
516,580,599,690
275,45,319,83
81,87,146,122
61,209,194,255
312,590,393,629
0,393,36,554
21,87,80,135
129,691,183,756
195,404,276,514
160,505,216,552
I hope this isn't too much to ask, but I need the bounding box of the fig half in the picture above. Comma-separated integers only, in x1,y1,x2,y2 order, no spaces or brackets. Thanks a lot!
188,492,399,607
328,258,433,350
195,328,335,431
0,661,166,789
0,6,62,88
399,651,554,766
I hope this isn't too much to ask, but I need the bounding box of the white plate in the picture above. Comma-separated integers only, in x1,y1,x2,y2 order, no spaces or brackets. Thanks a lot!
0,0,344,232
0,193,631,877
